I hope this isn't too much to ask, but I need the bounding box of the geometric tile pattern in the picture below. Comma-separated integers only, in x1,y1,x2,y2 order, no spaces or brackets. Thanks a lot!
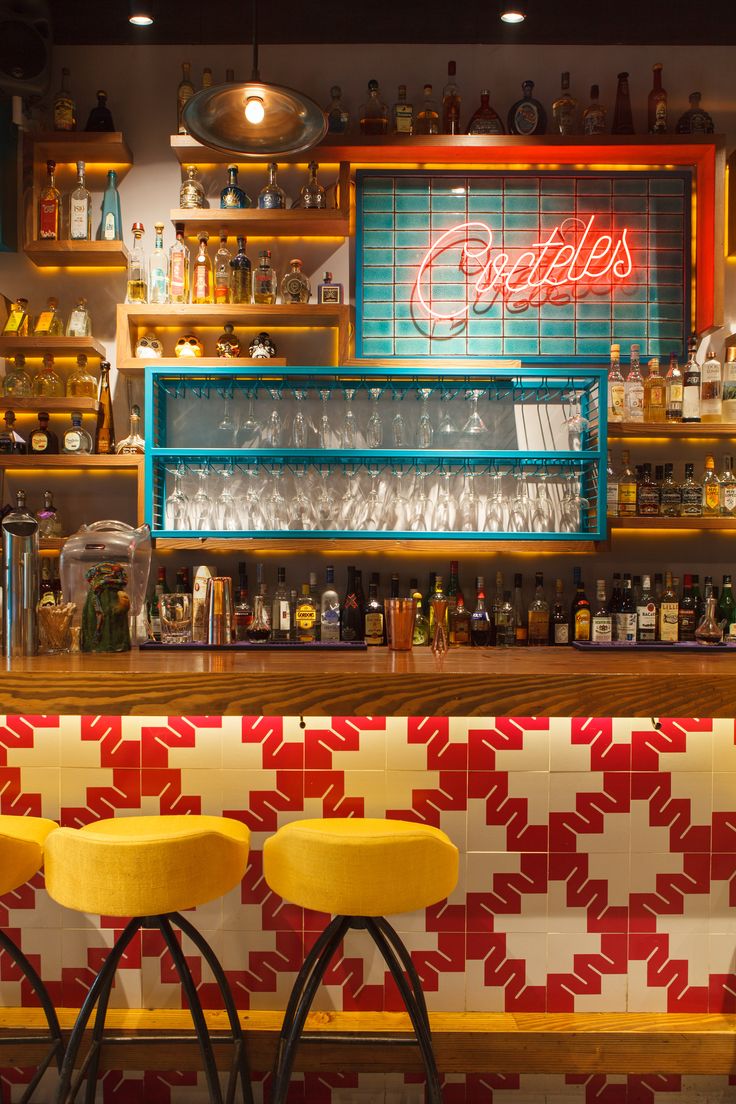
357,171,689,360
0,714,735,1102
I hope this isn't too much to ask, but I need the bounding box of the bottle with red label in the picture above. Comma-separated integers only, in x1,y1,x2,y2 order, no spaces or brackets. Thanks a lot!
38,160,61,240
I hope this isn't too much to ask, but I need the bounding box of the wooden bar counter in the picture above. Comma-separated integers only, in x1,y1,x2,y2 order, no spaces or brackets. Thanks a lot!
0,646,730,716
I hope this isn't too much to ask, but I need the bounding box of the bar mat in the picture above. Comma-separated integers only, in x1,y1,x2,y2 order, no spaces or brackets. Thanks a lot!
571,641,736,652
140,640,368,651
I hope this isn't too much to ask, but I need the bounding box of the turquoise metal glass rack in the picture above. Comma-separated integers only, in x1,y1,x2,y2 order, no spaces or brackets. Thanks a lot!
143,362,607,542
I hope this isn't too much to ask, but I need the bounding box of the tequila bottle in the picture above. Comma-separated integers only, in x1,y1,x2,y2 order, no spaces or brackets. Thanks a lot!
680,463,702,516
723,347,736,422
220,164,250,209
665,352,683,421
552,71,577,134
466,89,504,134
527,572,550,646
177,61,195,134
392,85,413,135
300,162,326,209
34,297,64,336
325,85,350,134
582,84,606,134
623,343,644,421
30,412,59,454
148,222,169,304
0,410,25,454
66,297,91,337
607,342,624,422
36,491,62,537
317,271,342,304
180,165,205,209
676,92,714,134
126,222,147,303
612,72,634,134
116,405,145,454
67,353,97,398
253,249,276,305
3,355,32,397
508,80,546,135
415,84,440,134
62,412,93,454
720,456,736,517
648,64,668,133
700,348,722,423
97,169,122,240
53,67,76,130
169,222,190,303
230,236,252,303
96,362,115,454
69,161,91,240
191,232,214,304
442,60,462,134
3,297,29,336
213,232,232,303
258,163,287,210
702,454,721,516
85,89,114,131
39,160,61,240
216,322,240,357
34,354,63,397
644,356,666,421
280,258,310,304
359,79,388,135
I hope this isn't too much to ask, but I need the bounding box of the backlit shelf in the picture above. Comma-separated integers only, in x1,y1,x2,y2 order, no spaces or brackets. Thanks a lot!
0,336,107,359
170,207,349,239
611,516,736,530
24,240,129,269
29,131,133,184
0,455,142,469
0,397,99,415
153,536,599,556
117,356,287,375
608,422,736,439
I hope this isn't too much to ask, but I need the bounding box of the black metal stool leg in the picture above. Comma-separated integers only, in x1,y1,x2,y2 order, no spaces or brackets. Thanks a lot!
365,918,443,1104
79,946,121,1104
158,915,224,1104
372,916,431,1034
172,911,254,1104
54,917,142,1104
270,914,351,1104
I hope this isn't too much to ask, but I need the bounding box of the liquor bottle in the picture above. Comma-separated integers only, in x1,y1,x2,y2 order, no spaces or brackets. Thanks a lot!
33,354,63,397
624,343,644,422
609,572,622,640
126,222,147,303
718,574,735,637
85,89,114,132
636,574,658,642
582,84,606,134
360,79,389,135
247,583,271,642
116,405,145,454
692,574,705,623
340,565,363,642
551,578,569,645
636,463,659,516
678,575,697,641
66,297,92,338
723,347,736,422
570,570,591,642
648,64,667,133
3,297,29,337
69,161,91,240
230,236,252,304
295,583,318,643
447,560,461,613
280,259,311,304
591,580,612,643
177,61,195,134
680,462,702,516
527,572,549,646
442,60,462,133
258,163,287,209
389,84,413,135
612,72,634,134
496,591,515,648
606,450,619,517
220,165,250,209
429,575,448,635
682,336,701,422
720,455,736,516
676,92,714,134
168,222,190,304
644,357,666,422
213,233,232,304
38,559,55,607
466,89,504,134
34,297,63,336
702,454,721,516
96,362,115,454
191,232,213,303
364,577,385,646
149,222,169,304
607,343,624,422
317,271,342,304
319,565,341,642
97,170,122,240
3,355,32,397
491,571,504,648
67,353,96,397
660,462,681,516
617,449,637,517
513,573,526,645
270,567,291,641
616,577,637,643
551,71,577,134
232,565,252,642
0,410,24,454
508,80,546,135
300,162,326,209
53,68,76,130
658,572,679,642
39,160,61,240
700,348,722,423
449,595,471,646
253,249,276,304
665,352,683,421
470,576,491,646
216,322,240,357
62,412,93,454
325,85,350,134
36,491,62,537
180,165,206,209
30,411,59,454
415,84,440,134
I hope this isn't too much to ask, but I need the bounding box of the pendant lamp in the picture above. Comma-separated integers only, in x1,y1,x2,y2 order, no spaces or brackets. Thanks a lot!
181,0,327,158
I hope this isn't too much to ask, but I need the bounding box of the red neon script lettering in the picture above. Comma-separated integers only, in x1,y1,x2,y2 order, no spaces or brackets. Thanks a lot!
415,216,633,321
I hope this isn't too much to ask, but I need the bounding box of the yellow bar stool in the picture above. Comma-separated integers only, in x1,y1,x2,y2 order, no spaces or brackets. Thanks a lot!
263,817,459,1104
44,815,254,1104
0,815,62,1103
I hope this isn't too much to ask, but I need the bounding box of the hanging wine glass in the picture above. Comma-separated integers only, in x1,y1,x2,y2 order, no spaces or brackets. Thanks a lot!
458,469,479,532
339,467,365,530
341,387,358,449
564,389,590,452
530,473,554,534
462,388,487,436
390,465,409,530
433,466,453,532
164,463,191,531
268,465,289,530
191,467,213,531
409,468,431,532
242,463,266,531
318,389,333,450
391,392,407,448
216,462,240,531
507,472,530,533
292,389,309,449
366,387,384,448
437,386,456,442
264,388,283,448
560,471,589,534
236,390,261,448
218,388,236,446
364,464,384,530
485,470,506,533
415,387,434,449
314,465,337,529
289,463,315,530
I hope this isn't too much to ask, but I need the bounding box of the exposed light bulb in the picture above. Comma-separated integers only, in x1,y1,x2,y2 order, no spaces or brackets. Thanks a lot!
129,1,154,24
244,95,265,124
500,6,526,21
129,14,153,24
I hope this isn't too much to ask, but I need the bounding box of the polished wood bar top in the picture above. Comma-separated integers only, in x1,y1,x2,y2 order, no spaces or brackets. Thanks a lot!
0,647,730,716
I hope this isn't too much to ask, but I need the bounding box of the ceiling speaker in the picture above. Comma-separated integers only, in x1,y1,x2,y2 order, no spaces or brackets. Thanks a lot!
0,0,51,97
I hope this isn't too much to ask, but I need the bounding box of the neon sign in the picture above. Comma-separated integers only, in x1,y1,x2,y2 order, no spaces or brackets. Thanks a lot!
415,215,634,321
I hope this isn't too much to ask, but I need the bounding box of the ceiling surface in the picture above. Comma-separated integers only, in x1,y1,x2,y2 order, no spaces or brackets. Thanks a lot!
50,0,736,46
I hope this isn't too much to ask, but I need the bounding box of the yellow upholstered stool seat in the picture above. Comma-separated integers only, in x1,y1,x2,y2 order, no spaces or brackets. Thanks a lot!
264,816,458,917
0,814,57,897
45,814,250,917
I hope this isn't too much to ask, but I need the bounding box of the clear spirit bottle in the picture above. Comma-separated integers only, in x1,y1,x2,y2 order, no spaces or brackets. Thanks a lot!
648,64,667,133
300,161,326,208
665,352,683,421
607,342,624,422
682,337,701,423
258,163,287,209
191,232,214,304
180,165,206,209
33,297,64,336
116,405,146,454
271,567,291,641
149,222,169,304
359,79,388,135
325,85,350,134
177,61,195,134
66,297,91,337
527,572,550,646
280,258,310,304
676,92,714,134
720,456,736,517
700,348,722,423
3,355,32,397
34,354,63,397
253,249,276,304
38,159,61,240
320,565,341,642
36,491,63,538
97,169,122,240
69,160,91,240
213,232,232,303
126,222,148,303
466,89,504,134
582,84,607,134
415,84,440,134
67,353,97,398
442,60,462,134
169,222,190,304
392,85,413,135
62,413,93,454
508,80,547,134
220,164,250,209
230,236,252,303
552,71,577,134
623,343,644,421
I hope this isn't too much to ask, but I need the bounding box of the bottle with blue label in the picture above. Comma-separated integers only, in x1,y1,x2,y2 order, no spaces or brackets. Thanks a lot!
258,163,287,210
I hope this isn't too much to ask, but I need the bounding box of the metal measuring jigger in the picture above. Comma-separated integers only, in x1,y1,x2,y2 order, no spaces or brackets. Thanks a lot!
204,576,233,645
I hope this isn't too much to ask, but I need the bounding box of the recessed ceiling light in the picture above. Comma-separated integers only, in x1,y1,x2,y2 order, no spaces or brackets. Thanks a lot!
500,3,526,22
129,2,154,25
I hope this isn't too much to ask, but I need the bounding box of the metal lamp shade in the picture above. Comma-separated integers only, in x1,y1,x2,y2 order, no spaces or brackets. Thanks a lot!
181,80,328,158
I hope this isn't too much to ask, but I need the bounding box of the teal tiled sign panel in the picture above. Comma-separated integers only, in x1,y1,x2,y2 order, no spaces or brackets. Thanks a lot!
356,169,691,361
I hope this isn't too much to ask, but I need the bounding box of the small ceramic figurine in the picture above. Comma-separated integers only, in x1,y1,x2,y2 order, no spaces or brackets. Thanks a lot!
135,332,163,358
81,561,131,653
248,331,277,359
174,333,203,357
216,322,241,358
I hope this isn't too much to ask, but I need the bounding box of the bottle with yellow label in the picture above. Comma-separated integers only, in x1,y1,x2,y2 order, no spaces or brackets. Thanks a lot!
702,454,721,516
617,449,637,516
295,583,318,643
570,569,591,642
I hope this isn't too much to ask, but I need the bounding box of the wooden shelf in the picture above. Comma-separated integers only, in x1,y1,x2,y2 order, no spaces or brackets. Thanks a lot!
0,397,99,415
29,131,133,182
0,454,142,469
39,538,66,554
611,516,736,530
0,336,107,359
117,355,287,374
609,422,736,438
24,239,129,269
153,536,599,556
170,207,349,239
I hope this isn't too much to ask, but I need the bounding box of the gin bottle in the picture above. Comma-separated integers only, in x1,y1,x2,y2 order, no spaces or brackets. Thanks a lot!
300,162,326,209
97,169,122,240
214,232,232,303
508,80,546,135
180,165,206,209
258,163,287,210
325,85,350,134
66,298,91,337
67,354,97,398
38,160,60,240
69,161,91,240
280,258,310,304
126,222,148,303
149,222,169,304
552,72,577,134
191,232,214,304
230,236,252,303
359,79,388,135
169,222,190,303
466,90,504,134
582,84,606,134
220,164,250,209
253,249,276,305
